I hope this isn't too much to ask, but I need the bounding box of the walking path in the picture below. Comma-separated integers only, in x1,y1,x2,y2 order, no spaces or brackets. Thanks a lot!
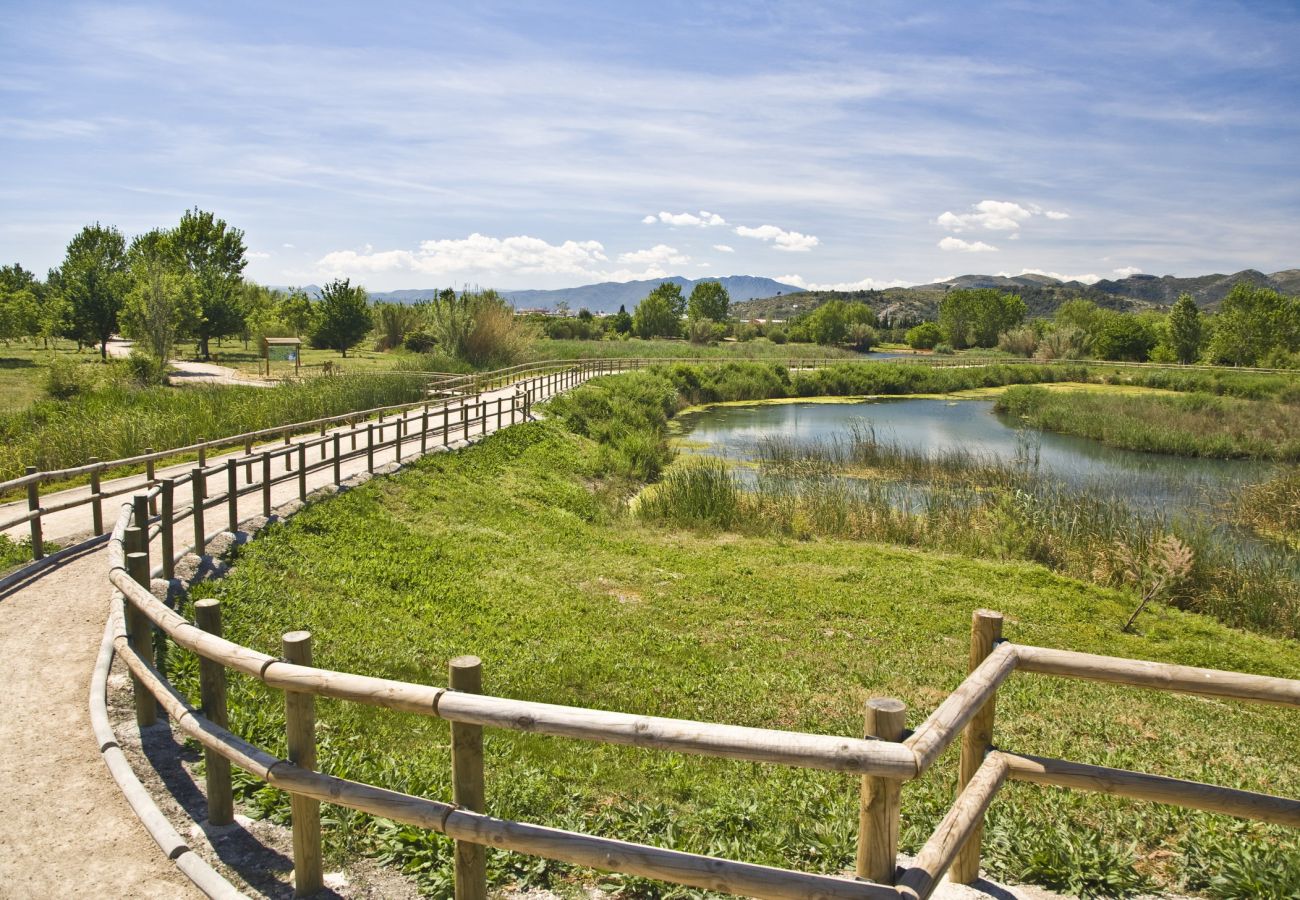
0,379,538,897
106,337,269,387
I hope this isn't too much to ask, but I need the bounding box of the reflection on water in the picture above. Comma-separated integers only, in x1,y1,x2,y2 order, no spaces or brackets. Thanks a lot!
677,397,1275,521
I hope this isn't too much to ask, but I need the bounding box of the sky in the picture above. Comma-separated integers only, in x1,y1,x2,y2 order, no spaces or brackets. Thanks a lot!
2,0,1299,292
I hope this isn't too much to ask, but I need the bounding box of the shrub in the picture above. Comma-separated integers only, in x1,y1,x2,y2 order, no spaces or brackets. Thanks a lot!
933,342,955,355
122,349,167,386
998,326,1039,357
404,330,436,353
906,321,942,350
767,327,789,345
43,355,95,400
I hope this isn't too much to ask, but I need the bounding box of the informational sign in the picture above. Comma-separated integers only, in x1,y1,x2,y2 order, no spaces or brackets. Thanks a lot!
269,346,298,362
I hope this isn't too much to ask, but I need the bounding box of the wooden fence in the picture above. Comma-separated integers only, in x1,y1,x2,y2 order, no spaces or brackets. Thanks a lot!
92,365,1300,899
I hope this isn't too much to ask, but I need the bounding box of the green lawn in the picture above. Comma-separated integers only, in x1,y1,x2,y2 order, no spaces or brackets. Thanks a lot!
0,343,105,413
192,342,420,377
180,419,1300,899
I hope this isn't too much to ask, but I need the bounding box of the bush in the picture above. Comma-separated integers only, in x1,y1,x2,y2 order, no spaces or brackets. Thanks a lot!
933,342,955,355
906,321,942,350
122,350,167,386
404,330,436,353
998,326,1039,357
43,355,95,400
767,327,788,345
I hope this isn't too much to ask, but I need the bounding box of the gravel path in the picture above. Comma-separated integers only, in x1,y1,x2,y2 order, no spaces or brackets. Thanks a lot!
106,337,270,387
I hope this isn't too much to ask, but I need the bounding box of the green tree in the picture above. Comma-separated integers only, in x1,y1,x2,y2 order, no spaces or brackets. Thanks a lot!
1208,283,1300,366
1166,293,1204,364
311,278,372,357
687,280,730,322
805,300,849,345
611,304,632,335
172,208,248,359
906,321,942,349
60,223,128,359
0,265,41,345
280,288,316,337
122,229,196,363
632,288,680,338
1091,313,1156,361
942,289,1028,347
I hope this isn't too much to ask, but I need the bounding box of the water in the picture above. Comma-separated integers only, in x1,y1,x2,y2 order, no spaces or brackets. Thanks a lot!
676,397,1276,520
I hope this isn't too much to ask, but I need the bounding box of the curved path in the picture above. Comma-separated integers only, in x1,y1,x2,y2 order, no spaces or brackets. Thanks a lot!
0,380,539,897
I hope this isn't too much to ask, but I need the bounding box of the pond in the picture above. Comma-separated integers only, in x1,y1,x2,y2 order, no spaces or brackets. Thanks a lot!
675,396,1276,521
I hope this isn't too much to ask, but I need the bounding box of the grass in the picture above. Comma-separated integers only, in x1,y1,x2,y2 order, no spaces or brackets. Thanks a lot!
995,386,1300,460
1238,469,1300,545
175,414,1300,899
0,373,428,484
0,343,108,413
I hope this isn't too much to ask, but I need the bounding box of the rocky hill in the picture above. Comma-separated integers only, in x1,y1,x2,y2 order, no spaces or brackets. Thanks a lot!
732,268,1299,323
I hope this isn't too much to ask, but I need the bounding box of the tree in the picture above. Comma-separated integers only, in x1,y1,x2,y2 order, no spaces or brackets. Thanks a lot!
60,224,128,359
172,208,248,359
687,281,730,322
1091,313,1156,361
611,304,632,334
311,278,372,357
805,300,849,345
280,288,316,337
121,229,195,364
0,265,41,345
1208,282,1300,366
906,321,942,350
632,289,680,338
938,289,1027,348
1166,293,1204,364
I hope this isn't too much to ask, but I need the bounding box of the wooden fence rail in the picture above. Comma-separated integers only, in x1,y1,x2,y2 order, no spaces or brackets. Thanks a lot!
96,358,1300,900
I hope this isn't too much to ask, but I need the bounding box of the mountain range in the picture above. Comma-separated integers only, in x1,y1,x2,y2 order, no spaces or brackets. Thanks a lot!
279,268,1297,320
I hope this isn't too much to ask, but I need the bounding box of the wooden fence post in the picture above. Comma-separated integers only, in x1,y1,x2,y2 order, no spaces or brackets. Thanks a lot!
192,467,206,555
450,655,487,900
262,453,272,517
297,444,307,501
198,445,206,468
333,434,341,485
283,631,323,897
856,698,907,884
245,438,254,483
367,423,375,472
952,609,1004,884
25,466,42,561
496,397,502,431
227,458,239,533
125,515,156,728
161,479,175,580
421,406,429,455
146,448,159,515
284,431,292,471
89,457,103,535
395,416,403,462
319,423,327,460
443,404,450,447
195,600,233,826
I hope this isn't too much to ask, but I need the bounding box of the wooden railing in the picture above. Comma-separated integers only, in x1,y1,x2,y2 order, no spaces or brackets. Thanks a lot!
96,367,1300,898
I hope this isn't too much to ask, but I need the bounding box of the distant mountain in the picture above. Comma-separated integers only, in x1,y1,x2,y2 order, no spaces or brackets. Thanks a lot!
357,276,802,312
733,268,1299,323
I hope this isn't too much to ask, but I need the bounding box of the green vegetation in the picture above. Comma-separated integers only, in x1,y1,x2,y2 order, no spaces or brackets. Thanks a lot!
0,373,425,482
523,337,860,363
1238,469,1300,545
938,288,1028,349
995,385,1300,460
311,278,373,357
632,282,686,338
177,412,1300,899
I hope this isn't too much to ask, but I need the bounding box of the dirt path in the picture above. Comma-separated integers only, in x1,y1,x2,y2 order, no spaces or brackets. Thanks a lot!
0,547,197,898
106,337,268,387
0,381,541,897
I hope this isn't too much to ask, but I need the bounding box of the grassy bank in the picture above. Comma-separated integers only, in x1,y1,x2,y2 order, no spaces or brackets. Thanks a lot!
0,373,427,482
1239,469,1300,545
178,418,1300,898
995,386,1300,460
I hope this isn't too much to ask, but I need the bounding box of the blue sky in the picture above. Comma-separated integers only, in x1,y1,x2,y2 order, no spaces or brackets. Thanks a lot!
2,1,1299,291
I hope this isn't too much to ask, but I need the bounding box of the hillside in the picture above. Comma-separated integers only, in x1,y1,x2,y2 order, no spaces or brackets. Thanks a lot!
733,268,1299,323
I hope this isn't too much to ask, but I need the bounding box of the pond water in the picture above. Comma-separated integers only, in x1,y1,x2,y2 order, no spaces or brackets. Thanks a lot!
676,397,1276,520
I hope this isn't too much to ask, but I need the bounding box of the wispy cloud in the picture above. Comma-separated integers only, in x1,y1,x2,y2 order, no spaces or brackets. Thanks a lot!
734,224,820,252
938,237,999,253
642,210,726,227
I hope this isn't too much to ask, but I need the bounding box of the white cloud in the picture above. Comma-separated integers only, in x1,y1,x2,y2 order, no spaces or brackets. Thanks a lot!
778,274,915,291
247,250,271,259
281,242,295,249
734,224,820,252
712,244,734,253
644,210,727,227
617,244,688,266
1014,267,1101,284
1112,265,1143,277
936,200,1071,233
938,236,999,253
317,233,609,280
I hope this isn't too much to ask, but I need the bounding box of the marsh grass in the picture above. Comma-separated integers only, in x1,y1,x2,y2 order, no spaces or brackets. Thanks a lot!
1238,468,1300,544
0,373,427,482
996,385,1300,459
640,425,1300,639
